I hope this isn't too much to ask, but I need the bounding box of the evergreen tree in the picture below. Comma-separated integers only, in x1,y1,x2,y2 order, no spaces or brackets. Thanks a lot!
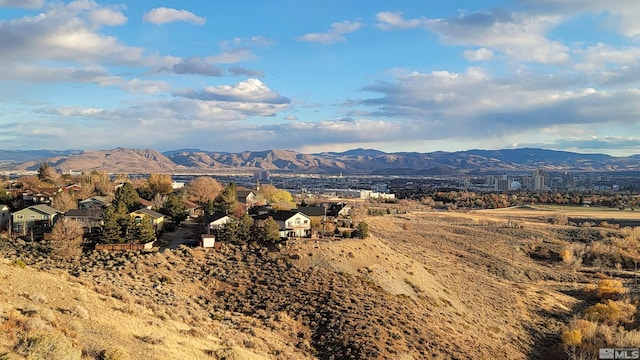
213,183,238,217
130,218,156,243
119,215,135,243
217,216,239,244
255,216,281,244
100,206,123,243
237,214,254,243
160,193,187,225
113,182,140,213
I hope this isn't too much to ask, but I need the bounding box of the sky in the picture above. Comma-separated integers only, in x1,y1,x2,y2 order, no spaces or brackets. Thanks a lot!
2,1,640,156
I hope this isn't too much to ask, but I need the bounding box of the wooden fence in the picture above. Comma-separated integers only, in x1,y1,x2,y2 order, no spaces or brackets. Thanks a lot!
95,240,155,251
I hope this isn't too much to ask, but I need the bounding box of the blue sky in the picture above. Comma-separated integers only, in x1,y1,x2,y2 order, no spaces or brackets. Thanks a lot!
2,0,640,155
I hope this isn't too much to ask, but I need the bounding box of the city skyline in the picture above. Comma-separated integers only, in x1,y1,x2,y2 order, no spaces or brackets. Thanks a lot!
2,1,640,155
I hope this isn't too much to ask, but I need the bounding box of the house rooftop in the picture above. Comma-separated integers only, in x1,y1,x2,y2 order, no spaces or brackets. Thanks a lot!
253,210,307,221
131,208,164,219
17,204,60,215
296,205,326,217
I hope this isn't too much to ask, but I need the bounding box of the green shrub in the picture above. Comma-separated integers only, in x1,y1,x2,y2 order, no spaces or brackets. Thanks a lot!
16,332,81,360
10,259,26,269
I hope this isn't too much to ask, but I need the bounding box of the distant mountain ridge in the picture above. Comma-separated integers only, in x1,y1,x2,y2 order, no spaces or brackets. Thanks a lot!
0,147,639,174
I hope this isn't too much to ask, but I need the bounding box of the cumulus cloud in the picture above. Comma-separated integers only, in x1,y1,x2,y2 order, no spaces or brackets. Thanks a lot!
354,67,640,141
228,66,264,77
463,48,493,61
297,21,364,44
0,64,169,93
177,78,289,105
164,57,224,76
284,115,298,121
520,0,640,37
376,10,568,64
376,11,424,30
0,2,169,67
0,0,43,9
143,7,206,25
206,49,255,64
88,7,128,27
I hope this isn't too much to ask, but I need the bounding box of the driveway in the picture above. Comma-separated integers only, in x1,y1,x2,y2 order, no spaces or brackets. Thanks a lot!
164,218,199,250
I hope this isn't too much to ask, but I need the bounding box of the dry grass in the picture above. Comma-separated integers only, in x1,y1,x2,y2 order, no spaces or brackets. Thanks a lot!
3,205,640,359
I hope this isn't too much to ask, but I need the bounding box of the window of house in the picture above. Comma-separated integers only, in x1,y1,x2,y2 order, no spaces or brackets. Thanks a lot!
16,215,23,219
29,215,36,219
304,219,308,224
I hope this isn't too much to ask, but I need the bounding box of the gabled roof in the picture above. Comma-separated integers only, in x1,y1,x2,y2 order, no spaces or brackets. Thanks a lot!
0,204,9,211
139,198,153,208
65,208,103,218
207,215,230,225
183,199,198,209
79,196,110,205
14,204,59,216
253,210,308,222
130,208,164,219
237,190,256,197
296,205,326,217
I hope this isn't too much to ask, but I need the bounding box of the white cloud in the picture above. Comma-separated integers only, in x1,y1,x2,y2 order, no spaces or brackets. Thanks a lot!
143,7,206,25
0,2,158,66
164,57,224,76
354,67,640,142
88,8,128,27
206,49,255,64
376,11,423,30
177,78,289,108
376,10,568,64
0,0,43,9
463,48,493,61
298,21,364,44
0,64,169,93
520,0,640,37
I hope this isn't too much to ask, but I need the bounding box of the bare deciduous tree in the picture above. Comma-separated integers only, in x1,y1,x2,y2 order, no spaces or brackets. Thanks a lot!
52,191,77,213
49,218,84,259
147,173,173,195
187,176,223,203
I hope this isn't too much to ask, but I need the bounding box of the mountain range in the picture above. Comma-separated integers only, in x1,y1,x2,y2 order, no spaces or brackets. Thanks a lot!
0,147,638,174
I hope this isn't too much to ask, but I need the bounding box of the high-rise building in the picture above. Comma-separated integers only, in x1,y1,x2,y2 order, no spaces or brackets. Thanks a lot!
532,169,546,190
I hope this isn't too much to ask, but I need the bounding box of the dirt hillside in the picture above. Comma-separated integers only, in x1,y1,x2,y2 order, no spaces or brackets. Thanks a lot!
0,210,606,359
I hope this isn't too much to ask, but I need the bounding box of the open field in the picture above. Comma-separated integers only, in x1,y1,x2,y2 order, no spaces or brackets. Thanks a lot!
2,206,640,359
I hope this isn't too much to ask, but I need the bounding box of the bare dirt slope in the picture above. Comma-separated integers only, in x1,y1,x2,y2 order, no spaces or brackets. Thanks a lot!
0,210,598,359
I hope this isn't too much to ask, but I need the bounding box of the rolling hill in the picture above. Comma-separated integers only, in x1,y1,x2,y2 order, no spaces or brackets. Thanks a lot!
0,147,638,174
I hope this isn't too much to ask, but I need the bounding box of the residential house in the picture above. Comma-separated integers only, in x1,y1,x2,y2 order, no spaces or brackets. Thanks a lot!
12,204,59,234
64,208,104,232
78,196,110,209
326,202,351,218
206,215,231,234
183,199,200,218
236,187,258,208
138,198,153,210
22,187,61,205
0,204,9,230
253,210,311,238
296,204,327,220
129,208,165,233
